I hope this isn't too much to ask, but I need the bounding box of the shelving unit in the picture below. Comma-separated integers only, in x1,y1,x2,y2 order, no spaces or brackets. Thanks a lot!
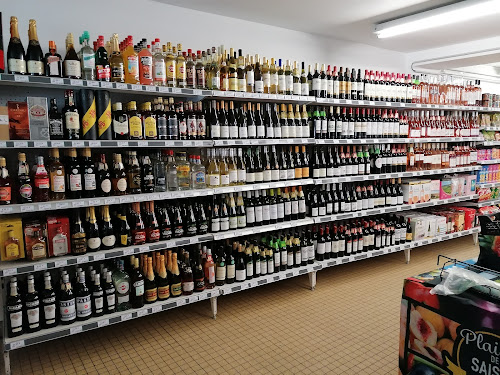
477,159,500,165
0,72,487,375
2,226,479,353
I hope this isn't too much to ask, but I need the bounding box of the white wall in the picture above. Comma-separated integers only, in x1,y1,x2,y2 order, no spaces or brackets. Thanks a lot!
2,0,407,73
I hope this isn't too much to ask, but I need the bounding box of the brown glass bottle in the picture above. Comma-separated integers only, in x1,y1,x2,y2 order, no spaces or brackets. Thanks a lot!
48,148,65,200
111,153,127,195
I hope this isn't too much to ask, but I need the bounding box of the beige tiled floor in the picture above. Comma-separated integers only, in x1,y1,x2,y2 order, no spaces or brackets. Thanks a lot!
9,236,478,375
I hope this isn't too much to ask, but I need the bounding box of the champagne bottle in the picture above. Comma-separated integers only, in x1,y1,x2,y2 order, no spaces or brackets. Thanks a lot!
7,16,26,74
26,19,44,75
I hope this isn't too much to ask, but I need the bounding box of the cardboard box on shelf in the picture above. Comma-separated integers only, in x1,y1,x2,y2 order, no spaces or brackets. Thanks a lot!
8,101,30,140
27,97,49,140
0,217,25,261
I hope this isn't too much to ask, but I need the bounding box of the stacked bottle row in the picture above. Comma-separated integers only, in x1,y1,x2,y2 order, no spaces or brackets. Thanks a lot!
7,17,487,107
0,145,312,205
310,143,477,178
5,245,219,337
306,182,404,216
311,107,480,139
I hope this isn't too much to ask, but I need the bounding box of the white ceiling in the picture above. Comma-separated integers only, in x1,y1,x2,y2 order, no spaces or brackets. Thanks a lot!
155,0,500,53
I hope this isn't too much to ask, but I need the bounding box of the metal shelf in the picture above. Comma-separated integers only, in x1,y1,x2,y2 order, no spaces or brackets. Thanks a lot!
314,166,480,185
0,139,213,149
316,97,497,112
482,141,500,146
212,218,315,240
481,127,500,131
315,137,482,145
318,227,480,269
2,226,479,351
211,90,316,104
476,181,500,188
0,179,314,215
460,198,500,208
477,159,500,165
0,234,213,277
312,195,479,224
213,138,314,146
3,288,219,351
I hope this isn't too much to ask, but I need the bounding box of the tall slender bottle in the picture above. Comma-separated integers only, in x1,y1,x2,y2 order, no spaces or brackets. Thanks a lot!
122,36,139,84
79,31,95,80
63,33,81,79
26,19,44,75
7,16,26,74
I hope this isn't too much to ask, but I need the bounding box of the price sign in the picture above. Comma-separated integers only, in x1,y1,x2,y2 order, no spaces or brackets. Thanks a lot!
146,85,157,92
137,309,148,317
52,141,64,147
56,202,69,209
93,253,105,261
70,79,83,86
34,141,47,147
50,77,64,85
70,326,83,335
116,83,127,90
9,340,25,350
151,305,162,313
14,75,29,82
2,268,17,276
89,141,100,147
54,260,67,268
86,80,100,87
131,84,142,91
101,81,113,88
34,263,48,271
16,141,28,148
121,313,133,321
21,205,35,213
123,248,135,256
97,319,109,327
77,256,89,264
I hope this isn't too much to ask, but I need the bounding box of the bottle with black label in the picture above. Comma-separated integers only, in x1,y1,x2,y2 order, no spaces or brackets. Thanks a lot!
59,273,76,325
100,205,116,250
66,148,82,199
87,206,101,252
24,274,40,333
71,210,87,254
97,153,111,197
7,278,23,337
75,271,91,321
48,98,63,140
91,273,104,317
130,257,145,308
103,271,116,314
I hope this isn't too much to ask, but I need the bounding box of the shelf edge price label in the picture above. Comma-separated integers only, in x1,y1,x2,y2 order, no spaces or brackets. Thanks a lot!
77,256,89,264
50,77,64,85
34,263,48,271
116,83,127,90
86,80,100,87
97,319,109,328
70,326,83,335
151,305,162,313
123,248,135,256
14,75,29,82
93,253,105,261
54,259,67,268
137,309,148,317
70,79,83,86
21,205,35,213
2,268,17,276
121,313,133,321
9,340,25,350
101,81,113,88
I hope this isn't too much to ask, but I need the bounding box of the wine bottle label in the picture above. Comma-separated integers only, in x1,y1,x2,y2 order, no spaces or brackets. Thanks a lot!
7,308,22,333
154,61,166,82
257,125,265,138
280,250,287,265
93,296,104,313
269,204,278,220
277,203,285,218
312,78,321,91
171,283,182,296
102,235,116,247
278,75,286,90
64,60,81,78
301,83,309,96
246,263,253,277
70,173,82,191
262,205,271,221
65,111,80,130
293,82,301,95
43,301,56,323
246,207,255,224
311,207,318,217
307,245,315,260
101,179,112,193
236,269,246,281
291,200,299,214
84,173,96,190
51,175,65,192
216,265,226,281
237,215,246,228
327,80,334,96
263,73,271,87
8,58,26,74
254,206,263,223
76,295,92,318
129,116,143,138
287,252,294,267
321,78,327,92
298,200,306,213
317,242,325,255
260,260,267,275
229,216,238,229
88,237,101,250
255,80,264,93
318,206,326,216
286,75,293,91
220,125,230,139
27,60,44,75
145,288,158,302
220,217,229,231
286,169,294,180
158,285,170,299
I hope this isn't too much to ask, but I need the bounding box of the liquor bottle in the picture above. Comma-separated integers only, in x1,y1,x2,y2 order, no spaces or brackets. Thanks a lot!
95,90,112,140
170,252,182,297
103,270,116,313
91,273,104,317
122,36,139,84
95,36,110,81
31,156,49,202
48,98,64,139
40,273,57,328
79,31,95,80
71,210,87,254
127,151,142,194
63,90,80,139
138,43,153,85
87,206,101,252
130,202,146,245
145,201,160,242
79,89,97,140
48,148,66,200
23,274,40,333
96,154,111,197
254,55,263,93
109,34,124,82
15,152,32,203
26,19,44,75
63,33,81,79
7,17,26,74
80,148,96,197
6,277,23,337
112,260,131,311
117,207,132,247
59,273,76,325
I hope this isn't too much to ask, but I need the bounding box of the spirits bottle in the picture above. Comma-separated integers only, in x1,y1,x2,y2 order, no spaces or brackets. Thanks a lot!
87,206,101,252
170,252,182,297
138,43,153,85
95,36,110,82
204,248,216,289
79,31,95,80
71,210,87,254
75,271,92,321
91,273,104,317
122,36,139,84
23,274,40,333
62,89,80,139
49,148,66,200
7,16,26,75
129,257,145,308
33,156,49,202
17,152,32,203
100,205,116,250
157,254,170,300
130,202,146,245
109,34,124,82
59,273,76,325
112,260,131,311
41,273,57,328
112,153,127,195
48,98,63,139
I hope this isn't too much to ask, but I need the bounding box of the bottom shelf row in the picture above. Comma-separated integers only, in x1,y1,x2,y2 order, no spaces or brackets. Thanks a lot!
3,226,479,351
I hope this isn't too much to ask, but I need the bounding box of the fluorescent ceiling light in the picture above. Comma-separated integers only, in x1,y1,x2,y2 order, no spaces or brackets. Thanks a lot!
375,0,500,38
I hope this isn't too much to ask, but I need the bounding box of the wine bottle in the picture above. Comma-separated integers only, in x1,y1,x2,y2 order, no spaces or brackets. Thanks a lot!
130,257,145,308
7,17,26,74
63,90,80,140
63,33,81,79
100,205,115,250
87,206,101,252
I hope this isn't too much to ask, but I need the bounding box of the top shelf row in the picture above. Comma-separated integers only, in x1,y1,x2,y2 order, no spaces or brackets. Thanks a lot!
1,74,498,112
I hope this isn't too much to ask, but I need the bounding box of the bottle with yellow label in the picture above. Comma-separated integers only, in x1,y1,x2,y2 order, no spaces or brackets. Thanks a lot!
141,102,157,140
95,90,112,140
122,36,139,84
4,230,20,259
127,101,143,140
165,42,176,88
144,256,158,304
170,252,182,297
176,43,186,88
176,152,191,190
157,254,170,300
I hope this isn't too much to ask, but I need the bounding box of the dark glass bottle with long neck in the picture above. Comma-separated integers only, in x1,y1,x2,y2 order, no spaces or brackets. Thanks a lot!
26,19,44,76
7,16,26,74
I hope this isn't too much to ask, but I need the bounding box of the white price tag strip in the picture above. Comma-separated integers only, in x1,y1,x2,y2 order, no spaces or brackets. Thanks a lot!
137,309,148,317
86,80,100,87
34,141,47,147
139,245,149,253
50,77,64,85
116,83,127,89
0,206,13,214
14,75,29,82
151,305,162,313
9,340,25,350
2,268,17,276
54,260,67,268
97,319,109,327
70,326,83,335
121,313,133,321
123,248,135,256
93,253,105,261
70,79,83,86
34,263,48,271
21,205,35,212
101,81,113,88
77,256,89,264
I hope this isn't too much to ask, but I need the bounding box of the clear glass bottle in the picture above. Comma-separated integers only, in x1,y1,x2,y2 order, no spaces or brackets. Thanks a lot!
176,152,191,190
166,150,178,191
112,260,131,311
191,154,206,189
78,31,94,80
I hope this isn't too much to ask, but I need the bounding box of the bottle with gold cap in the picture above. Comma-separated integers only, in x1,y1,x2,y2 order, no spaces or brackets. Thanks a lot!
127,101,143,140
48,148,66,201
165,42,177,87
141,102,157,140
7,16,26,74
26,19,44,75
44,41,62,77
63,33,81,79
176,43,186,88
17,152,33,204
109,34,124,83
122,35,139,84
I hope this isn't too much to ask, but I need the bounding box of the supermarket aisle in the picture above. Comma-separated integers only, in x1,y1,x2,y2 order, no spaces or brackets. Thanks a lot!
9,237,478,375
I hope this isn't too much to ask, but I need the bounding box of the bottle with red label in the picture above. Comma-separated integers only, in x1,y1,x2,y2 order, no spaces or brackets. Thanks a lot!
145,201,160,242
17,153,33,203
33,156,49,202
130,202,146,245
95,36,110,82
138,44,153,85
0,157,12,205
